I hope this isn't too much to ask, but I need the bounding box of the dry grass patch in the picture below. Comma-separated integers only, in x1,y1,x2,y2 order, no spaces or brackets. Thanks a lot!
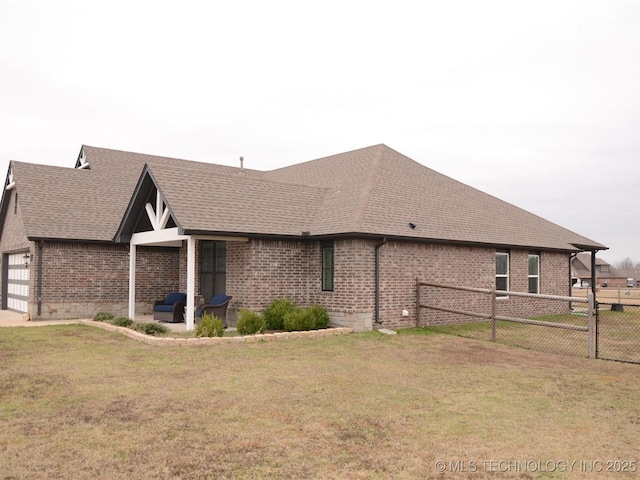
1,326,639,479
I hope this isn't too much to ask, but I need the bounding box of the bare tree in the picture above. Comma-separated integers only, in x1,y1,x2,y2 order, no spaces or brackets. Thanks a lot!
615,257,635,270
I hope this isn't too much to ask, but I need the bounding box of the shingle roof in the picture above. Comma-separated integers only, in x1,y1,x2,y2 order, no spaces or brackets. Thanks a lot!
264,144,605,251
5,143,606,252
148,164,325,236
9,161,123,241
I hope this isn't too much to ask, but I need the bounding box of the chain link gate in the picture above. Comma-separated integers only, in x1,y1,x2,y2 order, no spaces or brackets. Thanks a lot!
596,301,640,364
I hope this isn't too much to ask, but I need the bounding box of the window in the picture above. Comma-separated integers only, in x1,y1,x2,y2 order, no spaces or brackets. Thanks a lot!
200,240,226,301
322,242,334,291
528,253,540,294
495,251,509,295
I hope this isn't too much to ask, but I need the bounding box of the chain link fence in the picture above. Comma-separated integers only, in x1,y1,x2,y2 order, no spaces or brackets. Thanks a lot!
596,302,640,364
417,281,596,359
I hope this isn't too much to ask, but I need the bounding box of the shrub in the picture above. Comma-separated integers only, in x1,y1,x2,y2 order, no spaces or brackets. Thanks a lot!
236,309,266,335
111,316,133,327
284,305,331,332
195,313,225,337
263,298,297,330
283,309,311,332
133,322,168,336
93,312,115,322
306,305,330,329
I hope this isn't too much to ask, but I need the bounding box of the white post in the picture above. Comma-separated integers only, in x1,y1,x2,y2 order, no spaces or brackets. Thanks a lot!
128,243,136,320
185,236,196,331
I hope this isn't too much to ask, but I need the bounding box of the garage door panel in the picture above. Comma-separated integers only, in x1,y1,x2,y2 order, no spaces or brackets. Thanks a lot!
6,253,29,313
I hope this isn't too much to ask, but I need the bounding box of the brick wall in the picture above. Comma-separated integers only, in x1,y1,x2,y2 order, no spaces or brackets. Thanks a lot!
224,238,572,331
378,242,496,328
224,238,378,330
415,247,572,327
35,241,179,319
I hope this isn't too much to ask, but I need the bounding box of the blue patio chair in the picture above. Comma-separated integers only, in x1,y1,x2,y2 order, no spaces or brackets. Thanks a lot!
153,292,187,323
195,294,232,327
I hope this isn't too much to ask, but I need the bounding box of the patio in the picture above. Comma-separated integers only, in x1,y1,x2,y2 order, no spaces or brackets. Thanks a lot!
135,314,187,332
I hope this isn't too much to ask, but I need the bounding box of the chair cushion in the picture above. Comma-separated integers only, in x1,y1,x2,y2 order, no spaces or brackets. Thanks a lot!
196,294,230,317
164,292,186,305
209,294,230,305
154,304,174,313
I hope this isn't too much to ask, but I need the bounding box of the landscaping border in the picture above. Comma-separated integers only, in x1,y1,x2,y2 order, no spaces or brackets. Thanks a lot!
78,320,353,346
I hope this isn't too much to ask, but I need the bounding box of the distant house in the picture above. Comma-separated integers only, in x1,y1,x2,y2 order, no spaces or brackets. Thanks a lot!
571,253,634,288
0,144,606,330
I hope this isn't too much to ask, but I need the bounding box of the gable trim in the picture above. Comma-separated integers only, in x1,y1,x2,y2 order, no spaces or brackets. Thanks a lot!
114,164,181,243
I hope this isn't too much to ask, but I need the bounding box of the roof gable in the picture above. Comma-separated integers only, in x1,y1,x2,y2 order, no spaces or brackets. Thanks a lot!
117,163,327,240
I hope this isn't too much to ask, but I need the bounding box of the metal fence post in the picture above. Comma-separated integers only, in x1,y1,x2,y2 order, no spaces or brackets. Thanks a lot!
491,289,497,342
588,291,595,359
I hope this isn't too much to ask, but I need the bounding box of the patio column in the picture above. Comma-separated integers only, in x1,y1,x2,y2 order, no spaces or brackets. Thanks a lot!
185,236,196,331
128,243,136,319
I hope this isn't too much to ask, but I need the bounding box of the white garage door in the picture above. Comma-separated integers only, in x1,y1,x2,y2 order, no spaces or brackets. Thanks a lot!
7,252,30,312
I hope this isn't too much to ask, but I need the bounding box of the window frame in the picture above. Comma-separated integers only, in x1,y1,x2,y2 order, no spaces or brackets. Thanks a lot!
199,240,226,301
321,242,334,291
528,253,540,294
495,251,509,297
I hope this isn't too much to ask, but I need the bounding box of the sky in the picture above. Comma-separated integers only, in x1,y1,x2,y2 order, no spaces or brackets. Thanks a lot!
1,0,639,265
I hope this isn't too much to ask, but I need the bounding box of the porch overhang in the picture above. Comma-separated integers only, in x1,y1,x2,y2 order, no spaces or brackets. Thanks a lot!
128,227,198,331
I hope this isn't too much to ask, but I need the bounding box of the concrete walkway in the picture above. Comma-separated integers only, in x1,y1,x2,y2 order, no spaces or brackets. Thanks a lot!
0,310,82,327
0,310,186,331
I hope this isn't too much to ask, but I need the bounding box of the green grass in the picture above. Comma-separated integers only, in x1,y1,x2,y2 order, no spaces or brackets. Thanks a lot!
1,325,639,479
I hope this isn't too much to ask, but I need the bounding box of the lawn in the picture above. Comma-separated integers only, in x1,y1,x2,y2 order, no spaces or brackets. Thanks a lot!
1,325,639,479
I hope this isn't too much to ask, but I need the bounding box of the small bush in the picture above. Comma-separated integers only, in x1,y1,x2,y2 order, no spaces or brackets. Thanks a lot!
111,316,133,327
93,312,115,322
284,305,331,331
133,322,168,336
195,314,225,337
306,305,330,329
236,309,266,335
263,298,297,330
283,309,314,332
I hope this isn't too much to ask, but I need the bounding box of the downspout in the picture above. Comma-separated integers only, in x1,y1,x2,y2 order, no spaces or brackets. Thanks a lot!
374,238,387,325
37,240,43,316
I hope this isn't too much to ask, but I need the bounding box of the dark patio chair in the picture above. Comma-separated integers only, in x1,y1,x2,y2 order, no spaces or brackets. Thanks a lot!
195,294,232,327
153,292,187,323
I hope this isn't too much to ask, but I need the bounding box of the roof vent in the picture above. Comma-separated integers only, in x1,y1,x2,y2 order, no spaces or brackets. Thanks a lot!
239,156,244,175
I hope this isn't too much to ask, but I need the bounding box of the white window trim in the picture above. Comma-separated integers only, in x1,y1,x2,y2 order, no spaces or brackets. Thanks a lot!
528,253,540,294
496,251,509,298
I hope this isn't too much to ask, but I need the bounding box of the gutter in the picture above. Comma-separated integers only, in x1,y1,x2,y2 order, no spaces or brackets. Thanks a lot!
374,238,387,325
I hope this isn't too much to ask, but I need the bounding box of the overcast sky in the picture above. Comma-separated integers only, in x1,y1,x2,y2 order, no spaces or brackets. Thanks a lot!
1,0,638,264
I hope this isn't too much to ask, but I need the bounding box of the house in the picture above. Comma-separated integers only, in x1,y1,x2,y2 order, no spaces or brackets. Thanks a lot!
571,253,632,288
0,144,606,331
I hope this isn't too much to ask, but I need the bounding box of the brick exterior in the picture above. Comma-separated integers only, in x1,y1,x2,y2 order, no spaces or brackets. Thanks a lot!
416,247,572,327
1,202,573,328
6,241,180,320
222,239,571,331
